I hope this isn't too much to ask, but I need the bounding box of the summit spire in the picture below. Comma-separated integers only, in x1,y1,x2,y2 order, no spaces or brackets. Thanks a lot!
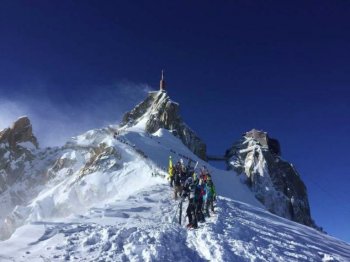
160,69,166,91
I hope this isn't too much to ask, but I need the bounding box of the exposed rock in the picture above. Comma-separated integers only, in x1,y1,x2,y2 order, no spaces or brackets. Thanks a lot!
79,142,122,177
226,129,318,229
245,129,281,155
121,91,207,160
0,116,39,152
0,117,40,194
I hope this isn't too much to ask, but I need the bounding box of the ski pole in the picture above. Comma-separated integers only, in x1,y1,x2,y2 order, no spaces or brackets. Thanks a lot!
179,200,183,225
172,200,183,223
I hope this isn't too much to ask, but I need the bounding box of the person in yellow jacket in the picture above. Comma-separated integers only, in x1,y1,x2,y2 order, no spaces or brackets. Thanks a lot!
168,156,174,187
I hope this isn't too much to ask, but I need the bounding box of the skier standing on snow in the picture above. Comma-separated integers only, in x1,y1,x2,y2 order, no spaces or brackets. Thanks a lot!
182,177,199,229
168,156,174,187
196,178,206,223
179,159,187,186
204,176,216,217
173,160,184,200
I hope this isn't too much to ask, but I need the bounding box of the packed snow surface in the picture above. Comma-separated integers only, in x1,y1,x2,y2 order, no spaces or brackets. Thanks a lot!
0,120,349,261
1,188,349,261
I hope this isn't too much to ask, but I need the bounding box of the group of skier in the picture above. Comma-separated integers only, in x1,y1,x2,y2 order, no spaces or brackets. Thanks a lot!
168,157,216,229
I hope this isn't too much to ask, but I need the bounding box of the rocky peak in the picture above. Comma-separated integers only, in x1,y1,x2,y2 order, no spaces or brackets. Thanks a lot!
0,117,40,194
0,116,39,151
245,129,281,156
121,91,207,160
226,129,318,229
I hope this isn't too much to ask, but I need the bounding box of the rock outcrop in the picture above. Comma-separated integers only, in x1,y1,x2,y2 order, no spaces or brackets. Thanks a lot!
0,117,40,193
226,129,317,228
121,91,207,160
79,142,122,178
0,116,39,152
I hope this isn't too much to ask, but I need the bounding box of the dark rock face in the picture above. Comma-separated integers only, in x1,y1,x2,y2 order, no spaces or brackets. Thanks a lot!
226,129,317,228
121,91,207,160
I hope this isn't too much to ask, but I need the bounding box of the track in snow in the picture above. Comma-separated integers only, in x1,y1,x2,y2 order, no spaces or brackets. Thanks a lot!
1,183,349,261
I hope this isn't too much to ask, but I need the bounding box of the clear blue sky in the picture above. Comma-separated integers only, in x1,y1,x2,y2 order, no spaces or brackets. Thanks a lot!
1,1,349,243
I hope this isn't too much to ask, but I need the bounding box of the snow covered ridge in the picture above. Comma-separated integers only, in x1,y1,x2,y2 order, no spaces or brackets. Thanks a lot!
0,122,349,260
0,123,348,261
0,91,349,260
0,125,164,240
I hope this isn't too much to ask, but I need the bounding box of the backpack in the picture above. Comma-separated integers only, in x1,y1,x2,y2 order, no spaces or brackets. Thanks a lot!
189,184,196,200
194,185,202,201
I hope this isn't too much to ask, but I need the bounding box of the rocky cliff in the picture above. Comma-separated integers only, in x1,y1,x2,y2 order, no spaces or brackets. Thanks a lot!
120,91,207,160
0,116,38,150
225,129,317,228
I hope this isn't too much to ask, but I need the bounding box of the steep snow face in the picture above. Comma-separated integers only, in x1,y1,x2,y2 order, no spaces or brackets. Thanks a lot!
120,91,207,160
226,130,316,229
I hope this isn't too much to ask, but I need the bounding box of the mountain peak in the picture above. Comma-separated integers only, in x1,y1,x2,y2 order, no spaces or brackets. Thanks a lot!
244,129,281,155
0,116,39,151
121,90,207,159
226,129,318,229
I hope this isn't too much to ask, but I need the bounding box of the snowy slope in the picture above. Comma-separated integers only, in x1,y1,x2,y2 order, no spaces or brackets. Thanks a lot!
0,187,349,261
0,105,258,239
0,124,349,261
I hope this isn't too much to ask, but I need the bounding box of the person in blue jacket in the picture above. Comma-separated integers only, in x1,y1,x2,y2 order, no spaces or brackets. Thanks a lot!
204,176,216,217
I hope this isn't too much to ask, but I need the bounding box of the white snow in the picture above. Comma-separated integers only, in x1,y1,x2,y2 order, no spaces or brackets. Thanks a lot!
0,187,349,261
3,151,10,159
18,141,37,151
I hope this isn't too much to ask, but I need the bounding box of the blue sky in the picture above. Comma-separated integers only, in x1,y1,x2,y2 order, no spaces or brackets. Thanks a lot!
0,1,349,242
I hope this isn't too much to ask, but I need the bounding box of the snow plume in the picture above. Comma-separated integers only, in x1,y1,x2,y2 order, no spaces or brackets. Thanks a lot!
0,81,151,147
